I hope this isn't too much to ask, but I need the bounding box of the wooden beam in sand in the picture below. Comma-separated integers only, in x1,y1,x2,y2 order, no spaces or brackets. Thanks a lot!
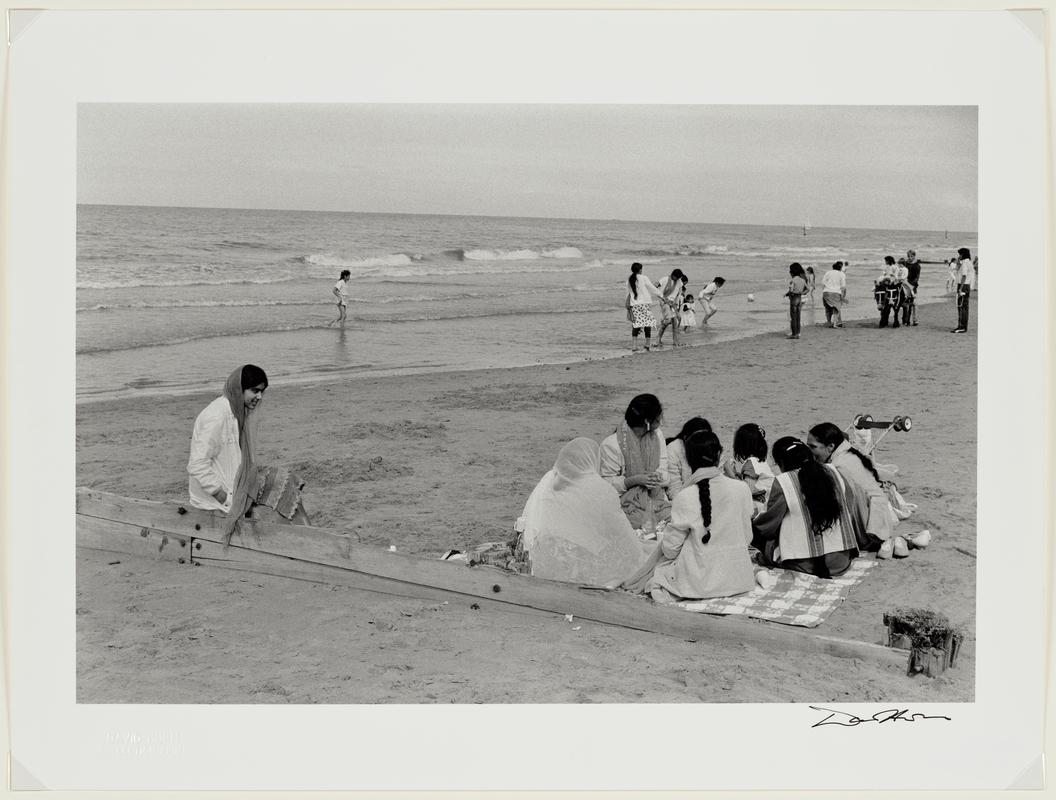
76,487,908,668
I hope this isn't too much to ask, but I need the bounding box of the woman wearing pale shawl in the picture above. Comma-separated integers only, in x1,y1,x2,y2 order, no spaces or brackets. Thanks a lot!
751,437,863,577
807,422,905,558
519,438,651,585
600,394,671,529
188,364,268,542
621,431,755,602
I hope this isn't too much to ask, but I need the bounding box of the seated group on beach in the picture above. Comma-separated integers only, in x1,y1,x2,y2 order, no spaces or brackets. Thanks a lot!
518,393,924,605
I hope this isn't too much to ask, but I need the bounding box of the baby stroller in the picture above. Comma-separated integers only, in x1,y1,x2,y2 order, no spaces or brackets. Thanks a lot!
873,278,908,329
844,413,919,524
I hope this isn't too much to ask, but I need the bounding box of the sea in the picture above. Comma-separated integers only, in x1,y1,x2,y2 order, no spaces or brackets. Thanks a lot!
76,204,977,402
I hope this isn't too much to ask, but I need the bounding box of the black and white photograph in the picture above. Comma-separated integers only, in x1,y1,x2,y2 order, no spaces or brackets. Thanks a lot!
3,6,1049,793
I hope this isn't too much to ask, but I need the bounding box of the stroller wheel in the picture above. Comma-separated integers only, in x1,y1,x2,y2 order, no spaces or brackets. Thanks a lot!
892,415,904,431
862,414,874,425
899,416,913,432
853,414,866,428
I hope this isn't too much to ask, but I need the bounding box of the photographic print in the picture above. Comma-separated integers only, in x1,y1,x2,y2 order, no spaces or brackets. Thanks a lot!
4,7,1046,793
74,103,979,705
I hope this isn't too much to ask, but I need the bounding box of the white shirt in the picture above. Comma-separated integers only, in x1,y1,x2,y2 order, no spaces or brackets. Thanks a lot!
820,269,847,294
956,258,975,289
333,278,349,303
699,282,720,302
187,396,241,512
627,273,663,306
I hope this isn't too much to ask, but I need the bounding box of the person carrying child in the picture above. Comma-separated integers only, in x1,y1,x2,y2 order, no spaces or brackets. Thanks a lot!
655,268,686,348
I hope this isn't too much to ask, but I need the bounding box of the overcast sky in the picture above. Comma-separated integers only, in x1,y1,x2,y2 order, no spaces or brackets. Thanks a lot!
78,104,977,231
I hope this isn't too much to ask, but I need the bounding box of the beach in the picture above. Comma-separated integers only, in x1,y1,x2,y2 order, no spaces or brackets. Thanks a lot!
76,301,977,703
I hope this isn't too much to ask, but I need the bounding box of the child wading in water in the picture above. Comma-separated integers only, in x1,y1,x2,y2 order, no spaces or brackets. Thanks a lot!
697,277,725,326
328,269,351,327
680,290,697,331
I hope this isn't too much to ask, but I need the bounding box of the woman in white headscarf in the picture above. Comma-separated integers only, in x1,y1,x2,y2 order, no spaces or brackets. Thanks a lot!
519,438,652,586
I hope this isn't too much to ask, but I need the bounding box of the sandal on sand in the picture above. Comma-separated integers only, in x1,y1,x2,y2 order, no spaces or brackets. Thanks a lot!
892,536,910,558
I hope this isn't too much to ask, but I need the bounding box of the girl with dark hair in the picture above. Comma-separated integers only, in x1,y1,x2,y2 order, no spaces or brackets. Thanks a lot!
697,276,726,326
600,394,671,528
807,422,905,558
664,416,713,497
751,437,863,577
620,430,755,601
724,423,776,513
784,263,808,339
624,262,665,352
655,268,687,348
188,365,269,536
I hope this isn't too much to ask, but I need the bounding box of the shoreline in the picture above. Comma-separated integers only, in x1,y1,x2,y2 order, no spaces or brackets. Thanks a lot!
75,297,958,406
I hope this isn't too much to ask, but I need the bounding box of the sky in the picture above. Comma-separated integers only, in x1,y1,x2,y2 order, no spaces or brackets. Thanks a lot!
78,104,977,231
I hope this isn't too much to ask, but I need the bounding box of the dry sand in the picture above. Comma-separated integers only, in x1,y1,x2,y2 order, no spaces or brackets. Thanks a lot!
76,302,976,703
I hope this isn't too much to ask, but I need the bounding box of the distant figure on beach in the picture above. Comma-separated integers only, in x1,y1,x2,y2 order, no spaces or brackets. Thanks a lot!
679,290,697,331
898,250,926,326
624,262,665,352
894,262,916,327
807,422,905,559
723,423,775,515
655,268,686,348
600,393,671,529
751,437,863,578
820,261,847,328
945,258,958,295
620,430,755,602
697,277,725,326
951,247,975,333
784,262,808,339
665,416,713,498
805,266,817,305
873,273,906,329
328,269,351,327
188,365,269,536
517,437,650,586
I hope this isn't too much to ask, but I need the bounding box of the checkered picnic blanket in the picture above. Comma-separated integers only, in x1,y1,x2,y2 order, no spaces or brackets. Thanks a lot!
673,559,878,628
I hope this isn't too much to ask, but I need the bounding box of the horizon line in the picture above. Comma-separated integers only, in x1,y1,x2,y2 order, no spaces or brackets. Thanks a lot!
75,201,979,237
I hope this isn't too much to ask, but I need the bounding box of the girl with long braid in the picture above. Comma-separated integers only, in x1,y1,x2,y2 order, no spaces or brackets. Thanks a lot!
620,430,755,602
751,437,864,577
807,422,906,558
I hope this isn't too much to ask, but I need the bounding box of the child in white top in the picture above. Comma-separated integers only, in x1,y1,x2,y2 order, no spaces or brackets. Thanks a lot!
328,269,351,328
680,290,697,331
723,423,775,516
697,277,725,325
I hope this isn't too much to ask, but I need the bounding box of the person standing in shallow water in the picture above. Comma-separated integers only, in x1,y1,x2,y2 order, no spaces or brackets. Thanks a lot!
624,262,665,352
655,268,686,348
328,269,351,328
784,262,808,339
188,364,268,539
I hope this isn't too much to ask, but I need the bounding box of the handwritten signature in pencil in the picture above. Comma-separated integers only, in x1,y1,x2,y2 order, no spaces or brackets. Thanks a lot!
809,706,952,728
